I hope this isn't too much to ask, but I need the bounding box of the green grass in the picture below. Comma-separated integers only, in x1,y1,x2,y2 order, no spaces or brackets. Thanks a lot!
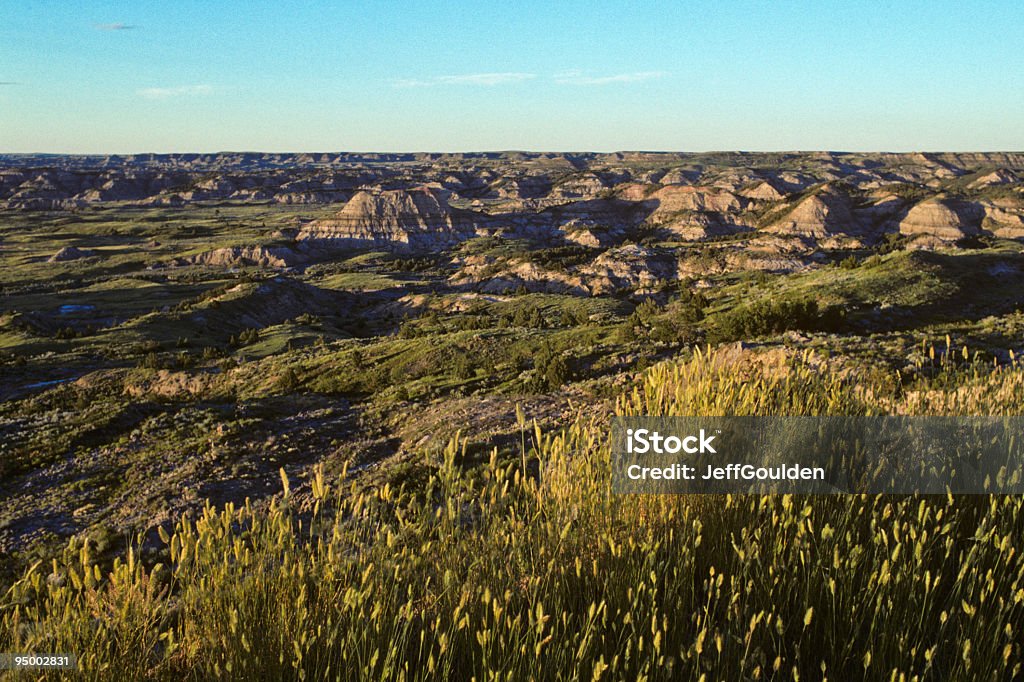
703,247,1024,333
316,272,414,290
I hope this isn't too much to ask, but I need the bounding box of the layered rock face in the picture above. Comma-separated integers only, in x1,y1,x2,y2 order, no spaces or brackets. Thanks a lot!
297,188,479,250
449,244,680,296
643,186,752,239
737,181,786,201
183,246,299,268
766,189,857,238
648,185,746,214
450,256,590,295
899,199,984,241
984,201,1024,238
969,168,1019,188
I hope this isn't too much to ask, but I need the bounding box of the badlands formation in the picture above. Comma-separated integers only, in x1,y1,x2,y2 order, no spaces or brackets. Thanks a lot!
4,152,1022,272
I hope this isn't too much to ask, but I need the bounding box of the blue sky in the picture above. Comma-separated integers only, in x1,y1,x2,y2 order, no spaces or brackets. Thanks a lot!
1,1,1022,153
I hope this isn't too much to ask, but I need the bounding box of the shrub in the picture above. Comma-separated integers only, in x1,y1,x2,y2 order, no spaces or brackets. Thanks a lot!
711,297,843,342
294,313,321,326
531,343,571,390
669,287,707,324
231,328,260,347
626,295,704,345
876,232,909,254
452,353,476,380
613,322,638,343
275,367,300,392
397,318,419,339
511,306,546,329
139,351,162,370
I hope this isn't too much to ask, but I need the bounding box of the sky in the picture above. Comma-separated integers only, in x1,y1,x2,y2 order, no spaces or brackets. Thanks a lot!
1,1,1022,153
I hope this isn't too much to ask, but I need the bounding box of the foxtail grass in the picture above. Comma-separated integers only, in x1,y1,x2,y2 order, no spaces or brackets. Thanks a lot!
3,347,1024,680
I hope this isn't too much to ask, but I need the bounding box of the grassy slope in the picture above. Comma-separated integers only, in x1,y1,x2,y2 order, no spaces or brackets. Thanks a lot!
2,348,1023,680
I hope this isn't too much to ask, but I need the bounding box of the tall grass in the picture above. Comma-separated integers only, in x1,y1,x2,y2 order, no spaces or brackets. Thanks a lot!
3,347,1024,680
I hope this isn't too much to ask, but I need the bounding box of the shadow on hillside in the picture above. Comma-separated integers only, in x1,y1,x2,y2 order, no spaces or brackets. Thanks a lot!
851,251,1024,331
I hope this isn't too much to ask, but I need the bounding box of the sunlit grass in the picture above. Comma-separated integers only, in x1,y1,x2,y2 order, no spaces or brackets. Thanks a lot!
3,347,1023,679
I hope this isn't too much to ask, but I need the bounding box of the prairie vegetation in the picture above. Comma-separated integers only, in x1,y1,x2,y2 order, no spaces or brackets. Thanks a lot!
3,348,1023,680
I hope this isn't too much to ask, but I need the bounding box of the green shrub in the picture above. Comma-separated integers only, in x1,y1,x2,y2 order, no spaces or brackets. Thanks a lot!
228,328,261,347
711,297,843,342
452,352,476,380
531,343,571,390
275,367,300,392
397,318,420,339
626,294,704,345
138,351,162,370
876,232,909,254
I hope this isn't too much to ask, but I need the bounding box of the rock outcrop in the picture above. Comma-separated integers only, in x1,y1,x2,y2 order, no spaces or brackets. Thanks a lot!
765,188,857,238
549,173,607,200
738,181,786,201
48,246,93,262
969,168,1019,188
899,198,984,241
579,245,680,294
558,219,624,247
2,151,1023,271
983,202,1024,238
182,246,300,268
3,152,1023,219
655,212,752,240
449,254,589,295
297,188,479,251
649,186,746,215
640,186,751,240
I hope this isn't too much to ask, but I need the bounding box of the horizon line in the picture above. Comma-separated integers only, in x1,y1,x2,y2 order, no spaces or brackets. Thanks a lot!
3,149,1024,156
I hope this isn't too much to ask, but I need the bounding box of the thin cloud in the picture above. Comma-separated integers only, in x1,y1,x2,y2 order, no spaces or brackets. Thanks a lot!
554,70,668,85
438,72,535,86
392,72,536,88
0,81,18,86
137,84,214,100
390,70,665,89
390,78,434,88
95,23,136,31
